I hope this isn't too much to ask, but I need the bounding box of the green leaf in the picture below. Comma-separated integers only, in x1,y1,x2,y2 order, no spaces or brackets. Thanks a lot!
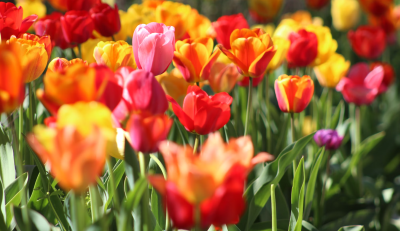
320,209,374,231
224,120,238,139
124,177,147,212
289,157,305,231
0,179,7,231
304,148,325,220
330,101,344,129
238,133,314,231
174,117,189,145
5,172,28,226
0,143,15,189
151,187,165,228
250,219,290,231
89,185,103,222
302,221,319,231
13,206,58,231
105,159,124,210
25,136,49,192
263,186,290,222
338,226,365,231
124,139,140,190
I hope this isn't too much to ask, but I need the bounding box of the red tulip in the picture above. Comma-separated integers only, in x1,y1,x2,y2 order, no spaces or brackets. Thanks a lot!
113,69,169,125
67,0,101,11
307,0,329,9
348,26,386,60
0,2,38,40
286,29,318,68
60,11,94,45
212,14,249,49
237,75,264,88
336,63,384,105
371,62,395,93
359,0,393,17
34,12,70,49
90,3,121,37
126,112,172,153
167,85,233,135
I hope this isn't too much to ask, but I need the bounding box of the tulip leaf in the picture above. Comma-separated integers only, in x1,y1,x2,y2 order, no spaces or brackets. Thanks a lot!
288,157,305,231
105,159,124,210
173,117,189,145
319,209,374,231
338,226,365,231
5,172,28,226
0,179,7,231
124,176,147,212
0,143,16,189
238,133,314,231
151,187,165,228
26,142,49,193
304,147,325,220
249,219,290,230
124,138,140,189
302,221,319,231
330,101,344,130
13,206,59,231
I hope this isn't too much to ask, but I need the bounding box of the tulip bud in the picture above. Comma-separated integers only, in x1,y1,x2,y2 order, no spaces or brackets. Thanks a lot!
331,0,360,31
61,10,95,45
275,75,314,113
314,53,350,88
90,3,121,37
348,26,386,60
314,129,343,150
286,29,318,68
0,2,37,40
212,13,249,49
94,41,136,72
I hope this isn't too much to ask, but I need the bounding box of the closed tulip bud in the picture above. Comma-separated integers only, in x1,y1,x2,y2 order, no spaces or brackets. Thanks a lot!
0,2,37,40
305,25,337,66
94,41,136,72
266,37,290,73
371,62,395,93
34,12,70,50
314,53,350,88
336,63,384,105
67,0,100,11
359,0,393,17
248,0,283,23
155,1,191,40
90,3,121,37
208,62,240,93
307,0,329,9
47,57,88,74
0,43,25,114
331,0,360,31
186,9,212,39
348,26,386,60
168,86,233,135
126,112,172,153
156,68,194,106
173,37,221,83
61,11,95,45
212,14,249,49
286,29,318,68
314,129,343,150
7,35,48,83
218,28,277,78
132,22,175,76
275,75,314,113
113,70,168,125
27,125,106,193
148,133,274,229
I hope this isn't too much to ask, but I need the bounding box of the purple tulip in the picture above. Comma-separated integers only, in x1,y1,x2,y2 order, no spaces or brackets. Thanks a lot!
313,129,343,150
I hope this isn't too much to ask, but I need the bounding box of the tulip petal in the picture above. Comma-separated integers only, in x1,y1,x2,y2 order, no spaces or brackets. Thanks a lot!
251,152,275,168
217,45,247,76
147,175,167,195
165,182,195,230
19,14,38,34
200,49,221,80
293,77,314,113
230,28,258,47
364,65,384,89
36,89,60,115
167,95,194,132
211,92,233,105
173,51,198,82
248,47,277,78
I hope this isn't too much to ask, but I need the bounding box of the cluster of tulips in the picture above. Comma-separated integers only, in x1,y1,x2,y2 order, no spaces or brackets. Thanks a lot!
0,0,398,230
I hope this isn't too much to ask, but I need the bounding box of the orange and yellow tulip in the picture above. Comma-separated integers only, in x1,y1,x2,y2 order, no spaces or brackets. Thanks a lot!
218,28,276,78
155,1,191,40
186,9,212,39
248,0,283,23
266,37,290,73
305,25,337,66
173,37,221,83
47,58,88,74
314,53,350,88
208,61,240,93
94,40,136,71
274,75,314,113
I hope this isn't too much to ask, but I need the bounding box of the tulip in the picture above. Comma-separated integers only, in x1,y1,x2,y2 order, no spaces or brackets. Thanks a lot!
286,29,318,68
0,2,38,40
47,58,88,74
336,63,384,105
156,68,194,106
168,86,233,135
368,8,400,36
212,14,249,49
283,11,314,27
273,19,301,39
314,129,343,150
331,0,360,31
208,62,240,93
18,33,52,59
7,35,48,83
27,125,106,193
173,37,221,83
359,0,393,17
67,0,100,11
314,53,350,88
148,133,274,229
266,37,290,73
275,75,314,113
16,1,46,20
155,1,191,40
348,26,386,60
113,70,169,125
371,62,395,93
186,9,212,39
34,12,70,50
132,22,175,76
307,0,329,9
94,41,136,72
251,24,275,36
47,0,67,11
77,38,110,64
37,63,122,115
143,0,165,9
90,3,121,37
237,75,264,88
126,112,172,153
61,11,95,45
305,25,337,66
218,28,277,78
0,43,25,114
248,0,283,23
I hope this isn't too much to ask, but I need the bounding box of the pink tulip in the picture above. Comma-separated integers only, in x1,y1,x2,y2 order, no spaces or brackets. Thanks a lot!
336,63,384,105
113,69,169,124
132,22,175,76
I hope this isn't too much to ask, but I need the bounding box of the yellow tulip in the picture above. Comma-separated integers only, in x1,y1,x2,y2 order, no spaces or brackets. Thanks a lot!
331,0,360,31
94,40,136,71
17,1,46,21
273,19,301,39
305,25,338,66
155,1,191,39
156,68,194,106
75,37,111,64
313,53,350,88
187,9,212,39
266,37,290,73
251,24,275,36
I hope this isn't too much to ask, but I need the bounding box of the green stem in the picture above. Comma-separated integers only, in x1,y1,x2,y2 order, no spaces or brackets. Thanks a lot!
149,154,167,179
107,158,120,212
112,35,116,41
89,186,99,222
194,204,201,231
355,106,363,195
271,184,277,231
244,78,253,136
139,152,149,231
320,151,331,204
193,134,200,154
291,113,296,177
18,106,24,163
266,73,272,153
29,82,35,128
48,195,66,231
71,192,86,231
326,88,333,128
77,44,83,59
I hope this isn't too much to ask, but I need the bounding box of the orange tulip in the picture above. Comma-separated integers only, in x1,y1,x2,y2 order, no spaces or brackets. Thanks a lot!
148,133,274,229
27,125,106,193
218,28,276,78
173,37,221,83
0,43,25,114
47,58,88,74
155,1,191,40
208,62,240,93
274,75,314,113
248,0,283,23
186,9,212,39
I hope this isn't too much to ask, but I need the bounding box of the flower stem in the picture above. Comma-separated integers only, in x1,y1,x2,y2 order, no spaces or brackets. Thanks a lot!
271,184,277,231
71,192,86,231
78,44,82,59
355,106,363,195
139,152,149,231
326,88,333,128
244,78,253,136
193,134,200,154
266,73,272,153
107,158,120,212
48,194,66,231
112,35,116,41
320,151,331,204
18,106,24,162
291,113,296,176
